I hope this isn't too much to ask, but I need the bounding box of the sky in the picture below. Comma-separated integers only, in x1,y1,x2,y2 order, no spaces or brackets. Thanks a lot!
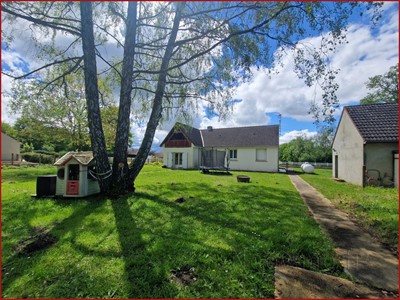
1,2,398,150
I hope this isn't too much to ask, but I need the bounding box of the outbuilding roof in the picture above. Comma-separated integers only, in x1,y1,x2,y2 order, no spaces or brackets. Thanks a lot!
345,103,398,143
161,122,279,148
54,151,95,166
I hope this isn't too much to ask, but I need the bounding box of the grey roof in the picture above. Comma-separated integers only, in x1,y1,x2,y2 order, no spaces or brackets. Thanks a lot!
345,103,398,143
54,151,95,166
200,125,279,147
162,123,279,148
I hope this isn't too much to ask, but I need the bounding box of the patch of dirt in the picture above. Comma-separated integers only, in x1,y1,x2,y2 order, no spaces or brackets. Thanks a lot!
175,197,185,203
14,227,57,255
170,265,197,286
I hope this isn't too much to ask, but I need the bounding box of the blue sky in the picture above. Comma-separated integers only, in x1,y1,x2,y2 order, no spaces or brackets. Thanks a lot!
1,2,398,149
190,1,398,145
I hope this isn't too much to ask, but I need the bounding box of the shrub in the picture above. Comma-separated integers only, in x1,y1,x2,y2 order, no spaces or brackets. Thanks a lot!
22,152,55,164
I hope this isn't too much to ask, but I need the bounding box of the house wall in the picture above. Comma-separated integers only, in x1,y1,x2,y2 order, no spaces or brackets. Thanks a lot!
163,146,279,172
227,147,279,172
2,132,21,162
364,143,398,181
332,111,364,185
163,146,195,169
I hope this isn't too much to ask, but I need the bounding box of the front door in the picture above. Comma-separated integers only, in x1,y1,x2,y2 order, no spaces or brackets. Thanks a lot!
66,164,80,195
173,153,183,168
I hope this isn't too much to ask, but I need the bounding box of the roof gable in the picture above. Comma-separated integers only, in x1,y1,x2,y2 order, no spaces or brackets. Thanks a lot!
54,151,95,166
345,103,398,143
160,123,202,147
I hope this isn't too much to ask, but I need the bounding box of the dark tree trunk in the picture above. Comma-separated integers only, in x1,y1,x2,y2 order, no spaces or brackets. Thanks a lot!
80,2,111,193
130,2,186,182
111,2,137,193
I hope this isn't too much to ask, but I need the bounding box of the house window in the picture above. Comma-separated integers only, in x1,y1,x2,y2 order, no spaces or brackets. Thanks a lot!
229,149,237,160
256,149,267,161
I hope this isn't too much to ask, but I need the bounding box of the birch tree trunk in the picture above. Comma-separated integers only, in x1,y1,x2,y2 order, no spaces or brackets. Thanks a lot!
130,2,186,182
80,2,111,192
111,2,137,193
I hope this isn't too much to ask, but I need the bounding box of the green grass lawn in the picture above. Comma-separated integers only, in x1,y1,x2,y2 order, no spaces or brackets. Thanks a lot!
299,169,398,253
2,165,344,298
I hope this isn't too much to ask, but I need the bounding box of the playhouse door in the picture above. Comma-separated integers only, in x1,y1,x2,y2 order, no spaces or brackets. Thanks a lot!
66,164,79,195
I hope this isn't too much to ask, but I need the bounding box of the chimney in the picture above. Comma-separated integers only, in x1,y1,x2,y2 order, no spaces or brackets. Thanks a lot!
207,126,213,131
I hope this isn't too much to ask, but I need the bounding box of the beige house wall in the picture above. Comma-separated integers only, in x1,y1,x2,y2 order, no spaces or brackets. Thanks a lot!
2,132,21,162
332,111,364,186
163,145,279,172
364,143,398,181
225,147,279,172
163,146,195,169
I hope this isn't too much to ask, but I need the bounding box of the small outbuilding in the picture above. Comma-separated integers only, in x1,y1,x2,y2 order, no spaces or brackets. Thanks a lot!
332,103,398,187
1,132,21,164
54,152,100,197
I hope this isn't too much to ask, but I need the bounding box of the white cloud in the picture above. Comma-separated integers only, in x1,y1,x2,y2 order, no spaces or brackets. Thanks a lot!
279,130,317,145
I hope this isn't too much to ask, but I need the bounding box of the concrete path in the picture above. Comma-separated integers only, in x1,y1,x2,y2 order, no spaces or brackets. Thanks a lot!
274,265,389,298
289,174,398,292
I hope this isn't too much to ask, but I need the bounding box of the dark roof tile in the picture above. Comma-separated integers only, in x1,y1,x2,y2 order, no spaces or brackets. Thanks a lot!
345,103,398,143
200,125,279,147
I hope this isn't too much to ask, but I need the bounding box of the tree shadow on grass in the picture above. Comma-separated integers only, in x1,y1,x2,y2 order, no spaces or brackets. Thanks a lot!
1,198,107,297
110,196,178,298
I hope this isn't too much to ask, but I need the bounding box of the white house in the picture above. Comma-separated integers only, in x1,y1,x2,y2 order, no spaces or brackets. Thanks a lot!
161,123,279,172
1,132,21,164
332,103,398,187
54,152,100,197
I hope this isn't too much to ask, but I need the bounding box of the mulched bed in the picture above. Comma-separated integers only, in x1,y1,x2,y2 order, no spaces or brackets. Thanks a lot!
169,265,197,286
14,227,57,255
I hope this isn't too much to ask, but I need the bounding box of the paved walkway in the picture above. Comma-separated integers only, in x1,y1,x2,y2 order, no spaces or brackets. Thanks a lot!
289,175,398,292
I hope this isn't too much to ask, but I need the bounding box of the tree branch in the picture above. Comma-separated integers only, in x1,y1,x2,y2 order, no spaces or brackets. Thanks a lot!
2,56,83,80
2,5,81,36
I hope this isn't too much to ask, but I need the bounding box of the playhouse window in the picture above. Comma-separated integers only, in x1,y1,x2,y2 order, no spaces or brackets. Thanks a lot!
87,165,97,180
57,168,65,179
68,164,80,180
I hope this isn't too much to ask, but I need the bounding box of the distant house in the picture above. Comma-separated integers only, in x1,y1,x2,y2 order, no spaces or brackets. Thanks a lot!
1,132,21,164
160,123,279,172
332,103,398,187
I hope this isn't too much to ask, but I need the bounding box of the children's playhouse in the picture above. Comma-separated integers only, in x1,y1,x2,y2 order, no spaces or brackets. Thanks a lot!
54,152,100,197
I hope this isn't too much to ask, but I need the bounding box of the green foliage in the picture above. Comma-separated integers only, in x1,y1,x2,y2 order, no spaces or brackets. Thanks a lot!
1,122,18,138
2,166,344,298
21,142,34,153
360,65,398,105
280,125,334,163
22,152,55,164
300,169,398,253
13,117,73,152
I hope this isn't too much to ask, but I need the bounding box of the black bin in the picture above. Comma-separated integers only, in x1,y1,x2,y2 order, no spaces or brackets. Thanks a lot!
36,175,57,197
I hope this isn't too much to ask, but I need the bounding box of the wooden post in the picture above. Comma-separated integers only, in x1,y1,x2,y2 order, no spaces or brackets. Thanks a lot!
11,153,14,165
